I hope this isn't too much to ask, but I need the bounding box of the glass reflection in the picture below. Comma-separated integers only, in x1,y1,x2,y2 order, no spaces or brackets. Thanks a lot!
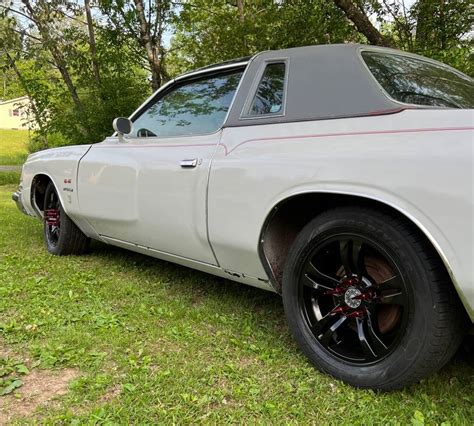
362,52,473,108
250,63,286,115
133,71,243,137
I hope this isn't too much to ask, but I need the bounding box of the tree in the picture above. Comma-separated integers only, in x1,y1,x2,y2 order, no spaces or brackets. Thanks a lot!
333,0,394,47
98,0,172,90
1,0,151,147
168,0,360,75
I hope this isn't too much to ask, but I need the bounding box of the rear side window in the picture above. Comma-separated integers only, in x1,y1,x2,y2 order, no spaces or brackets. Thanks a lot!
362,51,474,108
249,62,286,115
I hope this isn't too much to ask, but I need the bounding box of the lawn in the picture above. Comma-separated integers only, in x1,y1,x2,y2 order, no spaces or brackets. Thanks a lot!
0,129,30,166
0,184,473,424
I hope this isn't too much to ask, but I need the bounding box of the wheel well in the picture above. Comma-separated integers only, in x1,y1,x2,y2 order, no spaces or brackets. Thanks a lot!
259,193,451,293
31,174,52,215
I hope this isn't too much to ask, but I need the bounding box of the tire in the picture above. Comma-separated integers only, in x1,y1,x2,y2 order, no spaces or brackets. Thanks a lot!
43,181,89,255
282,206,466,390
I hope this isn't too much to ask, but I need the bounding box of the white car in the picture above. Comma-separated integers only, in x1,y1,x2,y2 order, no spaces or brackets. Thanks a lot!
13,44,474,390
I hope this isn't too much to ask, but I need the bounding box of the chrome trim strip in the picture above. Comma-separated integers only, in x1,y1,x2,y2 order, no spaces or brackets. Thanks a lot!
175,61,249,82
100,234,218,267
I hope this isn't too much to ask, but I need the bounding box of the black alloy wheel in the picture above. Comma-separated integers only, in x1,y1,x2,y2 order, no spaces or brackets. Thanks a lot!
44,185,61,248
299,235,409,365
43,181,90,255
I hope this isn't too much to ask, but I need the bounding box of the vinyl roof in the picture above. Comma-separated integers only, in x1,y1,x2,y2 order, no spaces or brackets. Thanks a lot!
225,44,405,126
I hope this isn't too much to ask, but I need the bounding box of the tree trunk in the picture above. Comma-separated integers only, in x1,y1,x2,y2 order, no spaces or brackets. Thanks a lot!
134,0,162,91
4,49,48,148
439,0,446,50
236,0,245,23
84,0,101,84
21,0,84,112
333,0,394,47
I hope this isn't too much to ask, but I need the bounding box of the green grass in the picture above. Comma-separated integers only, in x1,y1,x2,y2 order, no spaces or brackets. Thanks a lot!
0,171,20,186
0,129,30,166
0,185,473,424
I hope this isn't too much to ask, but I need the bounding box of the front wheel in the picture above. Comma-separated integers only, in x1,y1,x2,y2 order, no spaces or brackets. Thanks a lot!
282,206,465,390
43,181,89,255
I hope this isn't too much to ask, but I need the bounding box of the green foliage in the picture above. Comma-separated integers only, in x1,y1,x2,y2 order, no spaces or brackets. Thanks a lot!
368,0,474,76
168,0,361,75
0,356,29,396
0,17,25,100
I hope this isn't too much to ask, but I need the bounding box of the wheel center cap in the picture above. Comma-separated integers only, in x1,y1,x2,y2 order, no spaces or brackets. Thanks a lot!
344,287,362,308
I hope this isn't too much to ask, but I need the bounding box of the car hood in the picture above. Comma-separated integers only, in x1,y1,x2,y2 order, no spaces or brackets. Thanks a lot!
25,144,92,163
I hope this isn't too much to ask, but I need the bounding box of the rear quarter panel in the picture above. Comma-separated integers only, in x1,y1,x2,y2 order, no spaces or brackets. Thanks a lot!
208,109,474,319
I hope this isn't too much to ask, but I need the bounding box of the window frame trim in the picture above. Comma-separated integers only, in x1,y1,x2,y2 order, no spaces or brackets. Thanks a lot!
240,57,290,120
358,47,473,110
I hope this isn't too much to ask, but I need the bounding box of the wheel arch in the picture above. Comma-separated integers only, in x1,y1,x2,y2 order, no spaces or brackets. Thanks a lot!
258,190,467,314
30,173,64,218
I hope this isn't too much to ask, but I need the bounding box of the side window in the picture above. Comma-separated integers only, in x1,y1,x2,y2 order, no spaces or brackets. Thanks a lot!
248,62,286,116
133,70,243,137
362,51,474,108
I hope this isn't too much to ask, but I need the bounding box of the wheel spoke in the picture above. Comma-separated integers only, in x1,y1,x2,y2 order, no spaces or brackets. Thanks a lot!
379,275,402,290
365,312,388,354
379,290,406,306
308,305,338,331
339,239,366,278
317,314,347,346
339,239,353,277
352,240,367,278
356,317,377,361
303,260,339,289
302,274,334,291
378,275,407,306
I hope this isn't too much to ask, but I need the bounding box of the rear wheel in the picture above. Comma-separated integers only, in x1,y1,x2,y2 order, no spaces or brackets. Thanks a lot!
43,181,89,255
282,206,466,390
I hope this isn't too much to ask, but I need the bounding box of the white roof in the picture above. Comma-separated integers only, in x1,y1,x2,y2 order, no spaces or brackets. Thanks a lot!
0,96,29,105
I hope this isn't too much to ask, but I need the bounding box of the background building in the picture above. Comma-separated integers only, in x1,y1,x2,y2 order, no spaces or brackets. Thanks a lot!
0,96,32,129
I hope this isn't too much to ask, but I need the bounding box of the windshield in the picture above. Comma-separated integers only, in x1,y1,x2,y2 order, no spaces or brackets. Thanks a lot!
362,51,474,109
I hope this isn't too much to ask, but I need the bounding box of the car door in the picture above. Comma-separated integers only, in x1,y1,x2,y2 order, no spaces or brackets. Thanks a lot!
78,68,244,264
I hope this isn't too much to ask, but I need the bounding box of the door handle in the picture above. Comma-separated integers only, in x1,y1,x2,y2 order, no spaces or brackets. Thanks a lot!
180,159,198,168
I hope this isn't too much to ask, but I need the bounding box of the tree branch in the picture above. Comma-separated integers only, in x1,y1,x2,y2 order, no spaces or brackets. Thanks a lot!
333,0,394,47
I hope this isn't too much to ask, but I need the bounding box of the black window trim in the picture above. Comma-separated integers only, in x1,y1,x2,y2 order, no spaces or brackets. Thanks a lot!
240,58,290,120
123,64,247,139
358,47,473,110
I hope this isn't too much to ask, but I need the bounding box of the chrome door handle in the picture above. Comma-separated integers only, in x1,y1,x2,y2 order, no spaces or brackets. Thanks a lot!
180,159,198,168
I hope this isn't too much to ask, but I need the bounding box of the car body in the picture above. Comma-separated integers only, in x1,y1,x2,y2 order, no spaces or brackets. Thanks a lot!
13,44,474,389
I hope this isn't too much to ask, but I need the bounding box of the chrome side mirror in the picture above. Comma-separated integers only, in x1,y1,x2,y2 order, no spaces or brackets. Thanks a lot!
112,117,132,135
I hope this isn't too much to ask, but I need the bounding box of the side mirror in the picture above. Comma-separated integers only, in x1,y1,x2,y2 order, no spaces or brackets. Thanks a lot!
112,117,132,135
